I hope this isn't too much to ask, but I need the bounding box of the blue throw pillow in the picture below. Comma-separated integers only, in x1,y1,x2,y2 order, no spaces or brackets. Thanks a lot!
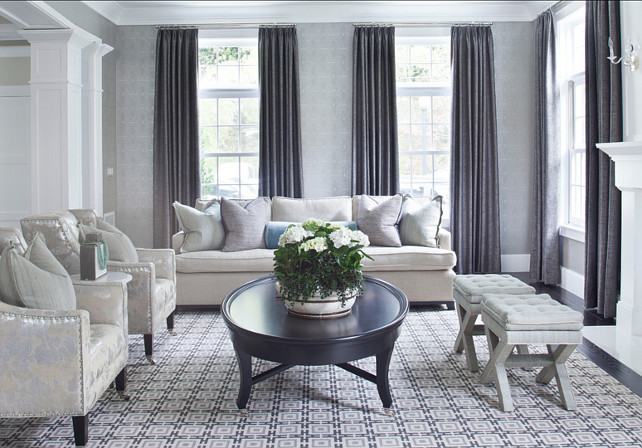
265,221,357,249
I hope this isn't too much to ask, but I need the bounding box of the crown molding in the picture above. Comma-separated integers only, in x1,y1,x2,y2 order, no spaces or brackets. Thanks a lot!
81,1,561,26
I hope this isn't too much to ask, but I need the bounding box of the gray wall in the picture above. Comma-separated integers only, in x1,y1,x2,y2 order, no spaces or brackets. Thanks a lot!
114,22,536,257
45,1,118,216
492,22,535,257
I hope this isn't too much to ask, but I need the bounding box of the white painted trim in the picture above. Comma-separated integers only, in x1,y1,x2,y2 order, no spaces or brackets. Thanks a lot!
0,46,30,57
559,224,585,243
0,86,30,97
560,266,584,299
501,254,530,273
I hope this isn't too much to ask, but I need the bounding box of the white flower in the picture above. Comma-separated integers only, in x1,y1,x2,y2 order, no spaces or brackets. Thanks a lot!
301,237,328,252
278,225,313,246
351,230,370,248
302,218,325,230
329,226,353,248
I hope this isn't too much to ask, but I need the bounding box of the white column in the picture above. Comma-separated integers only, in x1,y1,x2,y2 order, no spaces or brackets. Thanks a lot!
82,43,113,216
18,29,92,213
598,141,642,336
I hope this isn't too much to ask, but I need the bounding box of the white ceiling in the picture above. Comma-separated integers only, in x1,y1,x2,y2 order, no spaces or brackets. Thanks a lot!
81,1,559,26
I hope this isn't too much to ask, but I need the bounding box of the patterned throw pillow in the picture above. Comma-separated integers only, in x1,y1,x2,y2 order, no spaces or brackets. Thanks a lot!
357,194,403,247
399,195,443,248
79,219,138,262
220,197,269,252
173,200,225,252
0,232,76,310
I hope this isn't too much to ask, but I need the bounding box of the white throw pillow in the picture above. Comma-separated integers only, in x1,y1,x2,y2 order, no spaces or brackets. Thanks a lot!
79,220,138,262
173,200,225,252
399,195,443,248
0,232,76,310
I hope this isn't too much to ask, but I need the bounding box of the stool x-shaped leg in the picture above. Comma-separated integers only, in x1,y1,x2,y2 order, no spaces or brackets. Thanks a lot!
454,303,485,372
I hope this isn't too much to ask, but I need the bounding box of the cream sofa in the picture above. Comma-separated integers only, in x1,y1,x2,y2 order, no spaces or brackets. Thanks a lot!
173,196,457,307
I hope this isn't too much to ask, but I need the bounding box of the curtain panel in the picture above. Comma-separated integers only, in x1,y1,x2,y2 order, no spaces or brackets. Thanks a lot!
530,11,561,285
352,26,399,196
153,28,200,248
258,26,304,198
450,26,502,274
584,1,622,318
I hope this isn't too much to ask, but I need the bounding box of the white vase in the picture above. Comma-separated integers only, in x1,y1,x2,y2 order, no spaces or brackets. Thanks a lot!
280,286,357,319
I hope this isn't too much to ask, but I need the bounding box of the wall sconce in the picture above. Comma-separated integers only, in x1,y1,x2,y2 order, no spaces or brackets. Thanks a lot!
608,36,639,72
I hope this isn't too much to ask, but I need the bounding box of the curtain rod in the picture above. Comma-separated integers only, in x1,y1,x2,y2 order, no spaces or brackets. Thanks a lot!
354,22,493,27
156,23,294,29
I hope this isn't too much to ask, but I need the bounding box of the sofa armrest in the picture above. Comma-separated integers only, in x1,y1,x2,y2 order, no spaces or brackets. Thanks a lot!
73,278,129,332
172,232,185,254
0,301,90,416
438,228,452,251
136,248,176,283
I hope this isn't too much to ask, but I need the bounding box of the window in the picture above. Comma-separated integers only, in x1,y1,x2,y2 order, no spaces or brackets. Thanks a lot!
198,30,259,199
558,6,586,228
395,30,452,223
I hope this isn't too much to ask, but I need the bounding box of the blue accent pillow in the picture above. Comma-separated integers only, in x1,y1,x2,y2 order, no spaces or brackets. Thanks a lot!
265,221,357,249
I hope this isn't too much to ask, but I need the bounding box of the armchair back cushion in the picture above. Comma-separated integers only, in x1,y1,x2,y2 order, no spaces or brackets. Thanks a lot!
0,232,76,310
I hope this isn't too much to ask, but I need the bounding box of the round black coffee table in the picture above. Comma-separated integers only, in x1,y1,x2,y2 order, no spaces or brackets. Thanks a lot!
222,275,409,409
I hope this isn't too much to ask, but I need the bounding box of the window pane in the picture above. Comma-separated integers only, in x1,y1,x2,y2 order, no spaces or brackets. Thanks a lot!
574,83,585,118
396,65,410,83
410,64,431,82
399,154,411,176
432,63,450,83
411,96,432,123
240,98,259,125
239,47,257,64
218,127,239,153
410,45,431,63
200,98,217,126
199,65,217,88
397,96,410,124
398,124,411,152
218,98,239,125
432,45,449,63
218,47,238,65
433,96,450,123
240,126,259,152
240,156,259,183
240,65,257,84
201,157,218,185
396,45,409,64
218,65,238,84
200,127,217,153
574,117,585,149
434,124,450,151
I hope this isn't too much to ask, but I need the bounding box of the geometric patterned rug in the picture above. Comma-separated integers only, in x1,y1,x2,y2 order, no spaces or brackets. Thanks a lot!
2,307,642,448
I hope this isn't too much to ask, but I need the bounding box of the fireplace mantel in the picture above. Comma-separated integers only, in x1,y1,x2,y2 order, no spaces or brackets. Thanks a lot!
597,141,642,336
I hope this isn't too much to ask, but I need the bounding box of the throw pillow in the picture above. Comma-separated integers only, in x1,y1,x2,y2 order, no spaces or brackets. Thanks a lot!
79,219,138,262
357,194,403,247
0,232,76,310
265,221,358,249
173,200,225,252
220,197,269,251
399,195,443,247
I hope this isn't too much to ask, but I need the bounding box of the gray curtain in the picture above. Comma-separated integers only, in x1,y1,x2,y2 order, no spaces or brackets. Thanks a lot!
584,1,622,318
530,11,561,285
450,26,501,274
153,28,200,248
352,26,399,196
258,26,303,198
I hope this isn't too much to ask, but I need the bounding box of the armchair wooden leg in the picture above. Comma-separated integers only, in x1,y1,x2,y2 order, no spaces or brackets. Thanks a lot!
72,415,88,447
167,311,177,336
115,367,130,400
144,334,156,364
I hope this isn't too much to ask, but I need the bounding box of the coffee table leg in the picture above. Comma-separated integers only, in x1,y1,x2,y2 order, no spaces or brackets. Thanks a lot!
376,346,394,408
235,349,252,409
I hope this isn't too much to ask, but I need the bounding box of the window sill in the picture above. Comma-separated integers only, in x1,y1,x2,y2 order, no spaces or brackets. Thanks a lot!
559,224,585,243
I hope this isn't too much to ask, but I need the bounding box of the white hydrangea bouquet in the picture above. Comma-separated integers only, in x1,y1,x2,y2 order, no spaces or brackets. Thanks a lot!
273,218,371,306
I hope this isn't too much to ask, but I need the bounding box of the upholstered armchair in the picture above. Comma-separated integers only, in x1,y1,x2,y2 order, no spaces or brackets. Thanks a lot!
0,240,130,446
20,210,177,364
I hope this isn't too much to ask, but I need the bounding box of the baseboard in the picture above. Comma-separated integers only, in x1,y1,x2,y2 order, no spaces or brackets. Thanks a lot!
561,266,584,299
501,254,530,273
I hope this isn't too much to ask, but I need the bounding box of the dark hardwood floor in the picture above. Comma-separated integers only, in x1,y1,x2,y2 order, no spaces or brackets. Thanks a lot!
511,272,642,397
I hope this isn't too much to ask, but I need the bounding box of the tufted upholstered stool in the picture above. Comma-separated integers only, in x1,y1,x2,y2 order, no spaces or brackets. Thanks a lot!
453,274,536,371
479,293,583,412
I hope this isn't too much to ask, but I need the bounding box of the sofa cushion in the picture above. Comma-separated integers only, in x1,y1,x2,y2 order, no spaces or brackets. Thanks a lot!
80,220,138,262
265,221,357,249
221,197,269,251
176,248,276,273
272,196,353,222
361,245,456,271
0,232,76,310
357,194,403,247
399,195,443,248
173,201,225,252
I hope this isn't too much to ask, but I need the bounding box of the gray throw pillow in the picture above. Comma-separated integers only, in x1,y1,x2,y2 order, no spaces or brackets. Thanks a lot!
79,220,138,262
357,194,403,247
173,200,225,252
220,197,269,252
399,195,443,248
0,232,76,310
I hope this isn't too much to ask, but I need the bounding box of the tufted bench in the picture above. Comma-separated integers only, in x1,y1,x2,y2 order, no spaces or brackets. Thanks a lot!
453,274,536,371
479,293,583,412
